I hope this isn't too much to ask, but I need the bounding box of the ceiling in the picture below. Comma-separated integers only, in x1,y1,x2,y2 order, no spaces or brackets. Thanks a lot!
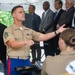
0,0,40,3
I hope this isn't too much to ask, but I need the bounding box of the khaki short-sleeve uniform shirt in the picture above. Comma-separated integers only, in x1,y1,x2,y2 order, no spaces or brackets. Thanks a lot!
3,23,41,59
41,51,75,75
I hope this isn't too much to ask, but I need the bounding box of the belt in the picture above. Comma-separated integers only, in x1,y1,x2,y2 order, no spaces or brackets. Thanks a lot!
7,55,30,60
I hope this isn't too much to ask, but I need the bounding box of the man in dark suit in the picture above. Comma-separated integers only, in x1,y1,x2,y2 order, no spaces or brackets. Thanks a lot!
54,0,64,55
54,0,64,30
56,0,75,29
22,13,33,29
28,5,41,63
39,1,54,56
0,23,7,68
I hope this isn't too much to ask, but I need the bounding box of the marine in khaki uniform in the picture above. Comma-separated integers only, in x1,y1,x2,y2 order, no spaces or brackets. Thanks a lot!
41,28,75,75
3,5,66,75
3,23,41,59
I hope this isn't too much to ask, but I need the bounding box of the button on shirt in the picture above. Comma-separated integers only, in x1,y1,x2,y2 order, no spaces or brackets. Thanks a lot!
3,23,41,59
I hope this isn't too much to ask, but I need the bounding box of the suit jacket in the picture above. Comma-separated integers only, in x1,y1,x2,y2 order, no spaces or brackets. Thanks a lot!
58,6,75,28
54,9,64,30
41,51,75,75
23,13,41,32
22,13,33,29
32,13,41,32
39,9,54,33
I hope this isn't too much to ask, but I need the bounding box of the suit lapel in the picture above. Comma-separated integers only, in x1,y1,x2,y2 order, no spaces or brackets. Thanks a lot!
55,9,62,20
42,9,50,21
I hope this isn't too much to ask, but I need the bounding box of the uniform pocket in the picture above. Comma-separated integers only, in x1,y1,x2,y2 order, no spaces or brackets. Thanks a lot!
14,36,23,41
25,34,33,40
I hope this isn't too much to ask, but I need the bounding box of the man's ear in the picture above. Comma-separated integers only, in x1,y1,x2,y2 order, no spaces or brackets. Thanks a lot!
59,38,64,45
12,13,16,18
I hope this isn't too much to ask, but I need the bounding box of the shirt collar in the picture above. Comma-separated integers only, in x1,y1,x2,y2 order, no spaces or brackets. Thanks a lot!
31,13,35,15
12,23,29,30
66,6,74,11
56,8,61,13
44,9,49,13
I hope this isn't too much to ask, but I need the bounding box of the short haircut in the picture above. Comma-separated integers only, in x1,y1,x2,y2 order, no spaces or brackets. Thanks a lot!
29,5,36,10
11,5,23,14
55,0,63,7
43,1,50,6
60,28,75,48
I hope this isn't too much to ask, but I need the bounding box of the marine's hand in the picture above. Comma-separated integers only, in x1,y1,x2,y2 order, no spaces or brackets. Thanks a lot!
56,24,68,34
56,24,60,29
25,40,34,46
39,30,45,33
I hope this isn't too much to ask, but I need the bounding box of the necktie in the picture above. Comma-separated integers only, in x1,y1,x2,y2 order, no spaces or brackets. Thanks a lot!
54,12,58,20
